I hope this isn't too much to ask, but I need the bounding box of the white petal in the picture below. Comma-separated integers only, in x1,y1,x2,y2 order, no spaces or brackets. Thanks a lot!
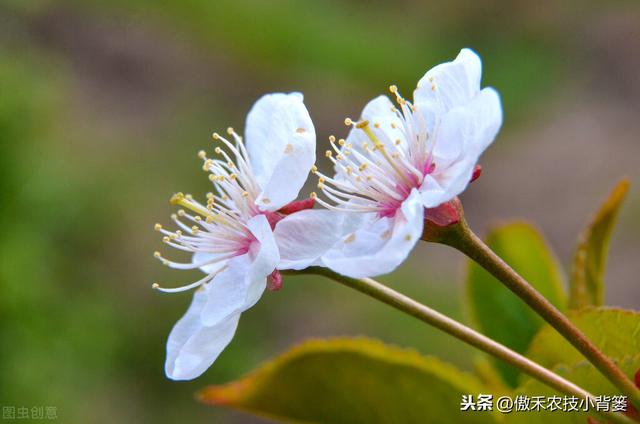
200,214,278,326
245,213,280,284
320,189,424,278
414,48,482,111
165,289,240,381
274,209,367,270
419,157,476,208
244,93,316,211
419,88,502,208
463,87,502,154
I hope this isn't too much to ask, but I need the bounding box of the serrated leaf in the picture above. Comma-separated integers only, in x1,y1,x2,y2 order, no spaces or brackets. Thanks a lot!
569,180,629,309
466,222,566,388
510,355,640,424
526,307,640,369
199,337,500,424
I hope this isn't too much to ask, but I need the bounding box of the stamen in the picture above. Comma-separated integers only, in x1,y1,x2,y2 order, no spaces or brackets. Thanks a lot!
359,122,413,187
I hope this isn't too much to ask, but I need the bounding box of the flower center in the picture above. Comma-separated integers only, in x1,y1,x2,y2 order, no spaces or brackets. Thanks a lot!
152,128,261,293
312,87,433,218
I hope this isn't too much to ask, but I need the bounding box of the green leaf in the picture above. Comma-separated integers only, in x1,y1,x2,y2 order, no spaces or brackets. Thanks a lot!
466,222,566,388
511,355,640,424
516,309,640,424
569,180,630,309
526,307,640,369
199,337,501,424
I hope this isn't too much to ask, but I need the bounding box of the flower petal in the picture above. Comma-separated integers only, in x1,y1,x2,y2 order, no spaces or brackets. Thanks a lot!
244,92,316,211
245,213,280,286
274,209,367,270
414,48,482,111
320,189,424,278
419,88,502,208
200,215,278,326
463,87,503,155
165,289,240,381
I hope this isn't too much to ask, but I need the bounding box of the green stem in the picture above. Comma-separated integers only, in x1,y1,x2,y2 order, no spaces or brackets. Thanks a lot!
286,267,634,424
429,218,640,410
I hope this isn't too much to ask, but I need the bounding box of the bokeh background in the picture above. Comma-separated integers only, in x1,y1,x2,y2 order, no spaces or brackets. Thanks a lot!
1,1,639,422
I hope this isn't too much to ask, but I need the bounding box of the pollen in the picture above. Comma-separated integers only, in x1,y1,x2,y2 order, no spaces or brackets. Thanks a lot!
262,198,271,204
296,127,306,133
344,233,356,244
284,143,294,154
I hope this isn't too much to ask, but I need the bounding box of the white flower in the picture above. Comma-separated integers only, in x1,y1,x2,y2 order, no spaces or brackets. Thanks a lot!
276,49,502,278
154,92,315,380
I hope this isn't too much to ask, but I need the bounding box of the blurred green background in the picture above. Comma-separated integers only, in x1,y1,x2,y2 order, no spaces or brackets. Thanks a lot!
1,1,639,422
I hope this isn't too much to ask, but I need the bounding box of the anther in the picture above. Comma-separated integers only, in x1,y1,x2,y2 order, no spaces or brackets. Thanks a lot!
212,132,220,140
170,192,185,205
329,135,336,142
154,223,162,231
344,117,353,126
198,150,207,159
226,127,234,135
310,192,317,199
355,120,369,129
